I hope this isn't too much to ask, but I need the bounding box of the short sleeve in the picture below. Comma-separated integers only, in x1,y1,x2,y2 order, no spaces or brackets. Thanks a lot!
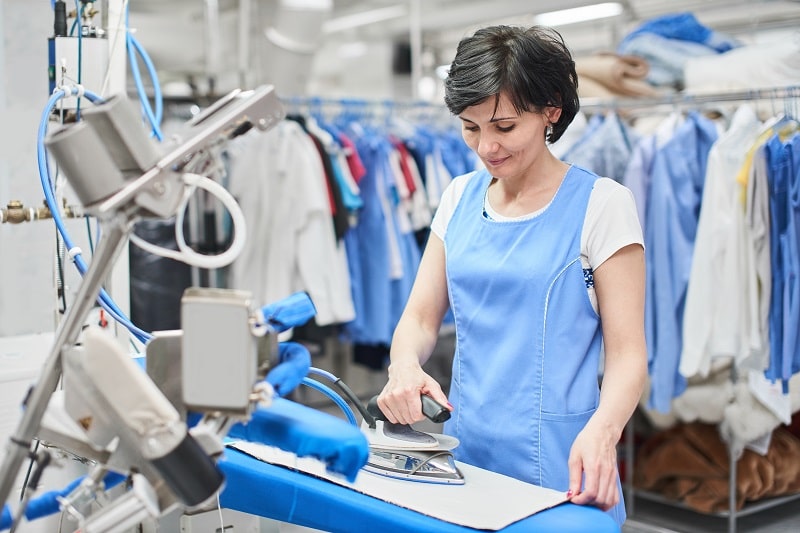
430,171,474,240
583,178,645,269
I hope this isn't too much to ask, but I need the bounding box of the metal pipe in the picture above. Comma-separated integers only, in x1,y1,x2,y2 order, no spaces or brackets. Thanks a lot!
205,0,221,89
0,218,131,507
409,0,422,100
580,85,800,111
238,0,252,88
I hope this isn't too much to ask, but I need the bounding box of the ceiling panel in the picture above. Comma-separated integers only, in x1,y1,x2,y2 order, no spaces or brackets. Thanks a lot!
126,0,800,97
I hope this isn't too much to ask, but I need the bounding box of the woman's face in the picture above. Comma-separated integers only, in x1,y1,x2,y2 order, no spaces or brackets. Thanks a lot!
459,92,555,181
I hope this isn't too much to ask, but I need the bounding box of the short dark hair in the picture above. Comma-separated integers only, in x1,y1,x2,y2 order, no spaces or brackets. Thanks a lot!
443,25,579,143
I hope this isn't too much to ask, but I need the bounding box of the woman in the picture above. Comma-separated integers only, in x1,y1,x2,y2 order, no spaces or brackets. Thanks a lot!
376,25,646,526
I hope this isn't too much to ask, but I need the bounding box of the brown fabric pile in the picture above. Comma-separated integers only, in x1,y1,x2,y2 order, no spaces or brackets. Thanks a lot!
575,52,659,99
634,422,800,513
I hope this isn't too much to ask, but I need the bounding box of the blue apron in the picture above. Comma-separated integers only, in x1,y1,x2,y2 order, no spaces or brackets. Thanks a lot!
443,165,625,525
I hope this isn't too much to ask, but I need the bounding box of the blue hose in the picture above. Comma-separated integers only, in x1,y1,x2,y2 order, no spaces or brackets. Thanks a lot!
125,8,163,140
37,88,151,343
307,366,337,383
301,378,358,426
0,472,125,531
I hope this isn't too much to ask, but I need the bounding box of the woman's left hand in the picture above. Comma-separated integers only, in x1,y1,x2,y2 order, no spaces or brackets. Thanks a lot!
566,420,620,511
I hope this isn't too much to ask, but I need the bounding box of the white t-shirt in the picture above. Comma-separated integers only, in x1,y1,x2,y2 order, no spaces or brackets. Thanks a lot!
431,169,644,312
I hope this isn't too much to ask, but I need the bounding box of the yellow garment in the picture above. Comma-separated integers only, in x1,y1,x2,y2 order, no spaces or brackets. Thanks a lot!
736,117,800,207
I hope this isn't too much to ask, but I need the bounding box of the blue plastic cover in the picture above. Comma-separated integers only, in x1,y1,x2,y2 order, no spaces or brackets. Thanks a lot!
227,397,368,482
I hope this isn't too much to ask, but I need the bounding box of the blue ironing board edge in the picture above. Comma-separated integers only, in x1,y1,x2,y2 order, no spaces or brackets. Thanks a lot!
218,446,620,533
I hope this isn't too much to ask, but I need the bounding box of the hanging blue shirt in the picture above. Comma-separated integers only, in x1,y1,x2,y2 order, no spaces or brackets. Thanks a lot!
645,112,718,412
561,112,639,183
343,131,392,345
765,133,800,390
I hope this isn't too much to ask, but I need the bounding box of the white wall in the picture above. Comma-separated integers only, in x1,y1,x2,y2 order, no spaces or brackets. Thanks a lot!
0,0,67,337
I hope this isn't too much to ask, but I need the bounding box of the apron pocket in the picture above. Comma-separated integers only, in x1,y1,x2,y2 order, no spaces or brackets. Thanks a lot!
538,408,595,490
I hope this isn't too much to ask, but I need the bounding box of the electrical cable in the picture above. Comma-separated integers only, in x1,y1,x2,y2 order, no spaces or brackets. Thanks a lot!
37,87,151,343
84,216,94,255
18,441,41,502
300,377,358,426
9,449,51,533
307,367,374,426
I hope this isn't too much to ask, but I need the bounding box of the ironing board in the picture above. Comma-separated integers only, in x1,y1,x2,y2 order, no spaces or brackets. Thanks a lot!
218,447,619,532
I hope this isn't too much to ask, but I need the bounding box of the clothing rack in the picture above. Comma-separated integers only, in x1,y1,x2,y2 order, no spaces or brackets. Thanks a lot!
580,85,800,112
596,84,800,533
283,95,448,110
281,95,456,125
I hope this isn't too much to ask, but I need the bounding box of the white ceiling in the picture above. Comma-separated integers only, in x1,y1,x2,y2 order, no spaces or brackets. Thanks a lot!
127,0,800,98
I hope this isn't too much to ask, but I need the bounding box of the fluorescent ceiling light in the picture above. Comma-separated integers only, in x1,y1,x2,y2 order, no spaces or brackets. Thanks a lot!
534,2,623,27
323,5,407,34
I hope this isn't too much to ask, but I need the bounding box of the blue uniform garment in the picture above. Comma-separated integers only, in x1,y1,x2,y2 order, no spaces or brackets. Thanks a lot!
560,113,604,161
442,165,625,526
765,134,788,386
765,134,797,389
621,133,658,232
405,127,432,186
561,112,639,182
441,130,478,178
342,130,393,345
376,137,422,333
644,112,718,412
792,134,800,379
341,127,422,346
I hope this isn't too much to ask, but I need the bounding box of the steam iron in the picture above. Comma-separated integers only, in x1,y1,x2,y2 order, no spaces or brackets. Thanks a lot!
361,395,464,485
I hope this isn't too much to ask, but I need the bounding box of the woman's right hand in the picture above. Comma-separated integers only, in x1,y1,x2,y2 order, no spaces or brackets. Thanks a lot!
376,361,450,425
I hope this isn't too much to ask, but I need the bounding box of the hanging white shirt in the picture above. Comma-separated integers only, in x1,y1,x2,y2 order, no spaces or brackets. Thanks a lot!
227,121,355,326
680,105,761,379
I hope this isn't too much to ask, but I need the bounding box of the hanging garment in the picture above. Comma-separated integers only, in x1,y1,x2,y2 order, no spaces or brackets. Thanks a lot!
681,105,762,379
766,134,793,389
227,122,355,326
561,111,639,182
766,132,800,388
731,114,796,373
549,111,588,160
742,143,773,372
645,112,719,412
621,112,682,232
343,128,421,347
341,132,394,345
789,134,800,380
442,165,625,526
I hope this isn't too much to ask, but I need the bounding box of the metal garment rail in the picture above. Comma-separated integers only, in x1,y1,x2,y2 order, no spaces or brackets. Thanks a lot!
280,96,455,123
606,84,800,533
580,85,800,112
